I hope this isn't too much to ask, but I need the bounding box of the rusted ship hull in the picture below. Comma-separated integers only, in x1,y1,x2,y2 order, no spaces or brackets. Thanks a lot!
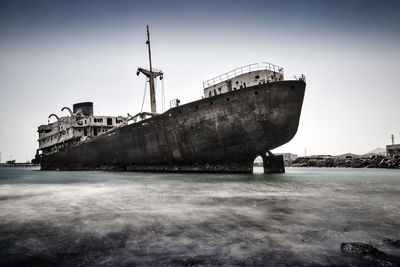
37,80,305,173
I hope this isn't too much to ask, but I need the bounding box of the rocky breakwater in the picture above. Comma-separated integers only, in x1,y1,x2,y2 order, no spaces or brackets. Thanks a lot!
290,155,400,169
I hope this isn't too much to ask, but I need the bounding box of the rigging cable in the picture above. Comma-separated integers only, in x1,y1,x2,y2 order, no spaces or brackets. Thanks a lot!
155,77,157,95
161,78,165,112
154,78,158,112
140,77,148,112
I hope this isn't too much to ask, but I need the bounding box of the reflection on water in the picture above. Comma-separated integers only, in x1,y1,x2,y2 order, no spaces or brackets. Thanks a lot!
0,167,399,266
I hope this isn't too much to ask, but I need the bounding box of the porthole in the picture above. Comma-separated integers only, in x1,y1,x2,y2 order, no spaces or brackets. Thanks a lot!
226,97,230,101
178,110,182,114
291,86,295,90
195,106,199,110
254,91,258,95
210,102,213,105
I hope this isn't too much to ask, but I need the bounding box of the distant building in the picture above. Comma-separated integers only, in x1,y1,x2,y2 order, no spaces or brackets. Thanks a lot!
337,153,360,159
275,153,298,163
6,160,15,164
308,155,336,159
386,144,400,158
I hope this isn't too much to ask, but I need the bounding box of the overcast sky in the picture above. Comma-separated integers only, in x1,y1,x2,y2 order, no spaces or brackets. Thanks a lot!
1,0,400,162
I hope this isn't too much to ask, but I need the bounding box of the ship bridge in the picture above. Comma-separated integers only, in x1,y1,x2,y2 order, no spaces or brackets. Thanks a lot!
203,62,284,98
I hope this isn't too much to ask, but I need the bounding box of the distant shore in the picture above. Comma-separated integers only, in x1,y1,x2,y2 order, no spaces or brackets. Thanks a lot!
0,163,38,167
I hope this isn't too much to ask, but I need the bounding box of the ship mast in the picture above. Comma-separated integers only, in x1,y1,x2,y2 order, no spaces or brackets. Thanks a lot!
137,25,163,114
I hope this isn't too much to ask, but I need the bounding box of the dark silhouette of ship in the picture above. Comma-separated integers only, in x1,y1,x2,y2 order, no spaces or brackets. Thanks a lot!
33,26,306,173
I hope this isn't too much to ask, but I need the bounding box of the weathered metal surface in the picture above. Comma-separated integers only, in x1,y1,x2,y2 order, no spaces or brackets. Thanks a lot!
38,80,305,172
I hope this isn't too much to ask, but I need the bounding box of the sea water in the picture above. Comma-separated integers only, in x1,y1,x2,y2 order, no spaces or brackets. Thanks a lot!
0,167,399,266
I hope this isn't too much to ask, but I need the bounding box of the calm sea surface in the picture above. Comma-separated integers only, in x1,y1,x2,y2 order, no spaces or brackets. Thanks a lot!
0,167,399,266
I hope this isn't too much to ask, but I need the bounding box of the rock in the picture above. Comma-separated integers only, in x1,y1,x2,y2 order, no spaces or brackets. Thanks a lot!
341,242,385,256
341,242,400,266
289,156,400,169
383,238,400,248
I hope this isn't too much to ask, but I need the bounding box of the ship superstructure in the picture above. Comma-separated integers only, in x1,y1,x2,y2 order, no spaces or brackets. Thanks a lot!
37,102,124,155
203,62,284,97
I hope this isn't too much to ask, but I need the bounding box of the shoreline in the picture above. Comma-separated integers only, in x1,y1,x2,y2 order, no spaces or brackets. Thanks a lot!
2,160,400,170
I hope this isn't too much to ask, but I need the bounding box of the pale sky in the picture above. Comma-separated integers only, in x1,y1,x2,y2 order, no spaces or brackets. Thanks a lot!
1,0,400,162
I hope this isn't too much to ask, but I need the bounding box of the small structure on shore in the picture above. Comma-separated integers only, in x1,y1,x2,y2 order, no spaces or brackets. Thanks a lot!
386,134,400,158
386,144,400,158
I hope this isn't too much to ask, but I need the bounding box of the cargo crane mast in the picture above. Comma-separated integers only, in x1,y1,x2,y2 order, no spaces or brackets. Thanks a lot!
391,134,395,145
137,25,163,114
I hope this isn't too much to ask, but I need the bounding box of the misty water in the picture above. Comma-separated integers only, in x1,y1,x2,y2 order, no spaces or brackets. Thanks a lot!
0,167,399,266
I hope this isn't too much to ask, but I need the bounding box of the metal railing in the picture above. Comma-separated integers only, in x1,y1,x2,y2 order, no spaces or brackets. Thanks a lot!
203,62,283,89
294,74,306,82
